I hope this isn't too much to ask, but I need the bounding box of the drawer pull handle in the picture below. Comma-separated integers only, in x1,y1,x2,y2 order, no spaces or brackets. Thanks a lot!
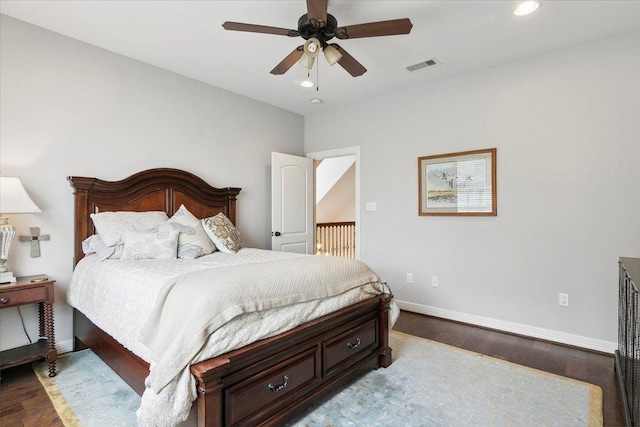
346,337,361,349
0,297,8,304
268,375,289,393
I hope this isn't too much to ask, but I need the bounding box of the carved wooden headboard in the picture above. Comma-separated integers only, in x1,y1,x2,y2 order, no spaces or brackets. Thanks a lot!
68,168,241,264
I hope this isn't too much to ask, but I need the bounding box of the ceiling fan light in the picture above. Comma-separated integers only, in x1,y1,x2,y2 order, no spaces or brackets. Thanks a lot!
298,53,315,69
323,45,343,66
514,1,540,16
303,37,321,58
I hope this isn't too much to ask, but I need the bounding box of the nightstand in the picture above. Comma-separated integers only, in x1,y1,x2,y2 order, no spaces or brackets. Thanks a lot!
0,275,57,377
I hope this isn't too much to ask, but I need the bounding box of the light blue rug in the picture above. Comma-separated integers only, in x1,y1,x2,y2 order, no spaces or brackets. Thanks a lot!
33,349,140,426
34,331,602,426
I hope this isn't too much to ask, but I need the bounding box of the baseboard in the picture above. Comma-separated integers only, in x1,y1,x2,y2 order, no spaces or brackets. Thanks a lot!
56,339,74,355
396,300,617,354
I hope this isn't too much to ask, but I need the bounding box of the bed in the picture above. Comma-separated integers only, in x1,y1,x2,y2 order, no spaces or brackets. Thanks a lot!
67,168,394,427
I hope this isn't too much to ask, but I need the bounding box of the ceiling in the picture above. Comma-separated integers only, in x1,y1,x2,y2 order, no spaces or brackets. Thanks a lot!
1,1,639,116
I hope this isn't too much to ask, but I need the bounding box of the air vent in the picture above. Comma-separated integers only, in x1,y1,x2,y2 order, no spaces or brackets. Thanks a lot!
406,58,440,72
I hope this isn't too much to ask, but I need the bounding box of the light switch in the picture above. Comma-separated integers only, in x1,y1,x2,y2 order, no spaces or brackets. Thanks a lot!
365,202,377,212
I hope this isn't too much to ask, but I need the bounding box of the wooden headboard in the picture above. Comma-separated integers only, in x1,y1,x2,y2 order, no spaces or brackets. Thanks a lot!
68,168,241,265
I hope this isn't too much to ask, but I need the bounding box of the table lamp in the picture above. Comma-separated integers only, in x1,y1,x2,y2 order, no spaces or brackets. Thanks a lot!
0,176,41,283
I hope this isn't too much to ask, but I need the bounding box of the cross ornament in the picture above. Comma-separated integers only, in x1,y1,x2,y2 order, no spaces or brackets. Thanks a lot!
19,227,50,257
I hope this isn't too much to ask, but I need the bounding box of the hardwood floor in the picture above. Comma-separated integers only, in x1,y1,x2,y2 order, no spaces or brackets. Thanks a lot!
0,363,62,427
0,310,625,426
393,311,626,426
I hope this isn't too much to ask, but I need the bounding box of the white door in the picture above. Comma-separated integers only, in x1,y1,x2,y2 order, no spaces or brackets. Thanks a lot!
271,152,314,253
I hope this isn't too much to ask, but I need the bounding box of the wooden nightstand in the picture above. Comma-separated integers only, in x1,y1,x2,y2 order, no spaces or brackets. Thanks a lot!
0,275,57,377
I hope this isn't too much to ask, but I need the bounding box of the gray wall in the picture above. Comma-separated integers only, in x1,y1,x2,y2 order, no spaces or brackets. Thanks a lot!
305,31,640,351
0,15,304,351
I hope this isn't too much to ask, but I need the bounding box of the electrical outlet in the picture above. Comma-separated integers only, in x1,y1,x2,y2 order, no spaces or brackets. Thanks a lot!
406,273,413,283
559,293,569,307
432,276,439,287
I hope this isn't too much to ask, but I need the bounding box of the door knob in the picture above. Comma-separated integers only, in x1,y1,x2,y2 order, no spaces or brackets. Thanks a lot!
273,231,281,236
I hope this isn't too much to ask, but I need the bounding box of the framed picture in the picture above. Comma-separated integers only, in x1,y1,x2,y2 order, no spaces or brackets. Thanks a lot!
418,148,496,216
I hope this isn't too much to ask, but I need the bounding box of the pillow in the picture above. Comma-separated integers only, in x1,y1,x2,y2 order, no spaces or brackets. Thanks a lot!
152,205,215,259
202,213,243,254
81,234,123,260
90,211,169,247
121,230,178,260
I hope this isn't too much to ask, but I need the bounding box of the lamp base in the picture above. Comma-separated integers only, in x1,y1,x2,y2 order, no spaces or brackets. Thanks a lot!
0,271,17,284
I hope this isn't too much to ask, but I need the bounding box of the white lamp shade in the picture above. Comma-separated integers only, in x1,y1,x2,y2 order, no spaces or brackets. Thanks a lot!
303,38,321,58
0,177,41,214
323,44,343,66
298,53,316,69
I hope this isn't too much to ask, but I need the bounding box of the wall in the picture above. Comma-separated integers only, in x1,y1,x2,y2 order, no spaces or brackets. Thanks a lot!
305,31,640,351
0,15,304,352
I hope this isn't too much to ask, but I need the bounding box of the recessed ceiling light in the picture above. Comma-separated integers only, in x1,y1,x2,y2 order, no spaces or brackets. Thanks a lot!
311,98,323,105
300,80,314,88
514,1,540,16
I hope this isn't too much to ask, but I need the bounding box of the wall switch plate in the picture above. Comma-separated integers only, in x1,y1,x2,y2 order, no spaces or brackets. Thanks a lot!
559,293,569,307
406,273,413,283
365,202,377,212
432,276,438,287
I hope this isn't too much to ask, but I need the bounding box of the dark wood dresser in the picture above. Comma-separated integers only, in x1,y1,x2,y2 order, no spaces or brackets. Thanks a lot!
616,257,639,426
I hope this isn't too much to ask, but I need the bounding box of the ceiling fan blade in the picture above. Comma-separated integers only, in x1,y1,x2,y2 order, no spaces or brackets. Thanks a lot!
222,21,299,37
307,0,328,28
335,18,413,39
270,46,305,75
332,44,367,77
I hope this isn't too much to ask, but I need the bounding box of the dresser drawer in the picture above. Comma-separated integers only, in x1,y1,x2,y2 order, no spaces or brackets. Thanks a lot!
0,286,47,308
323,318,378,376
225,347,318,426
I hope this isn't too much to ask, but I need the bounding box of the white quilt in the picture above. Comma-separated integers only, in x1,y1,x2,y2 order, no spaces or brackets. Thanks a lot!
67,248,398,426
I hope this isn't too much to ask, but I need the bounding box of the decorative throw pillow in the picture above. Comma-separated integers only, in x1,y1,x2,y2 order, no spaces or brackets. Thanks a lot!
202,213,243,254
90,211,169,247
152,205,215,259
121,230,178,260
81,234,124,260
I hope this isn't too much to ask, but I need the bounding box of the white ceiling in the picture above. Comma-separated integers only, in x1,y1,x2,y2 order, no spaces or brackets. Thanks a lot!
1,1,639,116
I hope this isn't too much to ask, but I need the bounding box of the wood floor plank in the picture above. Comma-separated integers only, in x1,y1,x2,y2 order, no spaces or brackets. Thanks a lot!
0,363,63,427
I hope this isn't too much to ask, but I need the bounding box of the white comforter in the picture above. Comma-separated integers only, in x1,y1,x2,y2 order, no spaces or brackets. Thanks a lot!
67,248,398,426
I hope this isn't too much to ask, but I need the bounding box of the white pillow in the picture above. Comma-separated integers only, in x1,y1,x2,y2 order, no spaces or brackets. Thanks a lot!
153,205,215,259
121,230,178,260
202,213,243,254
81,234,123,260
90,211,169,247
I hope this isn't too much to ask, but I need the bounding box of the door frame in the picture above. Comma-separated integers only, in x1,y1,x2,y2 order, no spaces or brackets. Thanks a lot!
306,146,361,260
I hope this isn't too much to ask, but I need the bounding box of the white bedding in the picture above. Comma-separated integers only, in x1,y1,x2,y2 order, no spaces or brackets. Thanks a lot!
67,248,398,426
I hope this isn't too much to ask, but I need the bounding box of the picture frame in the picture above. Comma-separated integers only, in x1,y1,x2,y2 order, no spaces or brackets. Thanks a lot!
418,148,497,216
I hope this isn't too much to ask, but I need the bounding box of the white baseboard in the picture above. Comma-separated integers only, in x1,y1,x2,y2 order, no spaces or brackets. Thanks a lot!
396,300,617,354
56,339,74,355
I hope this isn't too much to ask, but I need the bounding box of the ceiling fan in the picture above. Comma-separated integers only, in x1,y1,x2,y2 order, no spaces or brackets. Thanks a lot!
222,0,413,77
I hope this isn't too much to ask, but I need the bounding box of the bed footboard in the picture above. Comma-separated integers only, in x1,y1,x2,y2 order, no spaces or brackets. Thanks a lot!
191,293,393,427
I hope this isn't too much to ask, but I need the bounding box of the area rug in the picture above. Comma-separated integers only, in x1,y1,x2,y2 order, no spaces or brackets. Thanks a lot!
33,350,140,426
33,331,602,426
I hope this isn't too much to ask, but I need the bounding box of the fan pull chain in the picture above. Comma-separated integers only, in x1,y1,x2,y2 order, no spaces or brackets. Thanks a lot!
316,57,320,92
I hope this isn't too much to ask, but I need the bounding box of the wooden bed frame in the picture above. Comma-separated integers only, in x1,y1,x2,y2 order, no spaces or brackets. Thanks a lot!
68,168,393,427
